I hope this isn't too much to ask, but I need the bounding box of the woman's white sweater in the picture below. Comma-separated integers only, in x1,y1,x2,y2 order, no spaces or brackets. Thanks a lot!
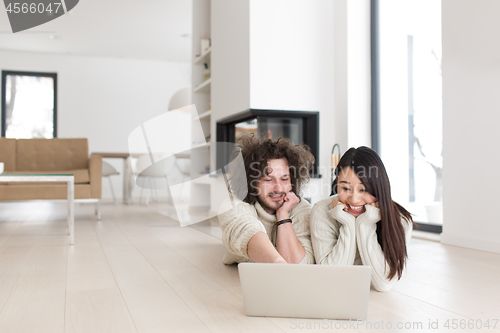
310,195,412,292
217,197,315,265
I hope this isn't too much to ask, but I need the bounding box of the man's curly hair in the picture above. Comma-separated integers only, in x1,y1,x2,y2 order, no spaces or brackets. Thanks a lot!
231,134,315,205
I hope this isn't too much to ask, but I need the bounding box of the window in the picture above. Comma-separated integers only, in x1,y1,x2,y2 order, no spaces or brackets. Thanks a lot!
372,0,442,233
1,70,57,138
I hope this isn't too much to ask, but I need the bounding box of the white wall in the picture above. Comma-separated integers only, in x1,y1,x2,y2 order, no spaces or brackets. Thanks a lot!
346,0,371,148
0,50,189,200
334,0,372,150
248,0,337,202
211,0,250,122
207,0,371,208
441,0,500,253
210,0,251,211
247,0,371,202
334,0,349,157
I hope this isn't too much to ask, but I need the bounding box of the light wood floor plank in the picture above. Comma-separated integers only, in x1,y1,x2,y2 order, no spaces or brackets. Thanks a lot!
90,216,211,333
0,245,67,333
0,226,18,246
150,226,241,290
0,246,32,311
65,288,137,333
99,244,211,333
115,220,285,333
393,274,500,321
370,289,479,332
91,218,133,248
0,202,499,333
405,272,500,308
175,223,227,256
64,217,138,333
66,244,119,292
406,258,500,291
267,317,361,333
409,242,500,274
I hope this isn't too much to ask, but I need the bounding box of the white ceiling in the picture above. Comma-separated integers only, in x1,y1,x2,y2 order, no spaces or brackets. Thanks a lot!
0,0,192,62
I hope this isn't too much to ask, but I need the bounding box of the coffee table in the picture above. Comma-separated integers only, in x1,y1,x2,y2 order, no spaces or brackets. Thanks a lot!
0,174,75,245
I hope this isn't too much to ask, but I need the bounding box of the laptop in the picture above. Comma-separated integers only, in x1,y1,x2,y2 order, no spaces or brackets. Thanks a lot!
238,263,371,320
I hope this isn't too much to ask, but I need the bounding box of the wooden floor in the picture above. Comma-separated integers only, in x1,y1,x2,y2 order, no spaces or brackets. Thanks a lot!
0,201,499,333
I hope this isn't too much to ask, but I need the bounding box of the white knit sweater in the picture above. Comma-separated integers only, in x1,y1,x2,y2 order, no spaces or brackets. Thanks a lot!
310,195,412,292
217,197,315,265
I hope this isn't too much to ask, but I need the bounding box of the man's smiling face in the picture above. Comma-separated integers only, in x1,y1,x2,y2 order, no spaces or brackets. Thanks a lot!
256,158,292,214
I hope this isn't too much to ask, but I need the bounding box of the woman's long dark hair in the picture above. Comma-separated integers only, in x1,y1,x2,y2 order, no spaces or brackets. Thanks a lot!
331,146,414,280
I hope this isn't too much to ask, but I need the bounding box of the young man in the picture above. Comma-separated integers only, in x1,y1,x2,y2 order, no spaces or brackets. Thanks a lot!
218,135,315,264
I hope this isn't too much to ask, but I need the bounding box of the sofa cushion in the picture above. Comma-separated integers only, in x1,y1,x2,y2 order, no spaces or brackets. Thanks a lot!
0,184,91,200
0,169,90,184
16,138,89,172
0,138,17,172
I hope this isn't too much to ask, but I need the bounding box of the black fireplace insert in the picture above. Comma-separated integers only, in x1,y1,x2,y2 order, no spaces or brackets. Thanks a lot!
216,109,320,177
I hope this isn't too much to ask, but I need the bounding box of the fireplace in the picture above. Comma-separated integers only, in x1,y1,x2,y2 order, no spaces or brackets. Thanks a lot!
216,109,320,177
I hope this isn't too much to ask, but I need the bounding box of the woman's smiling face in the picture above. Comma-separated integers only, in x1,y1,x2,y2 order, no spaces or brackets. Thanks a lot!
337,167,377,217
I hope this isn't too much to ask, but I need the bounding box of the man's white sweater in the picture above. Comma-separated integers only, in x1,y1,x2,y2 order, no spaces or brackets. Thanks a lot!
310,195,413,292
217,197,315,265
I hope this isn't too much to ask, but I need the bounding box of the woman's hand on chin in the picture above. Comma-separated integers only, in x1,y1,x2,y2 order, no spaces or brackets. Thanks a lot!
332,199,349,212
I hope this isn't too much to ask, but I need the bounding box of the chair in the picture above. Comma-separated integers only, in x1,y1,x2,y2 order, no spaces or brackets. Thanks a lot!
174,156,191,198
102,161,120,204
134,153,176,206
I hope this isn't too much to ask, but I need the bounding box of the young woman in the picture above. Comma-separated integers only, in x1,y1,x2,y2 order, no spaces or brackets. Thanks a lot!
310,146,414,292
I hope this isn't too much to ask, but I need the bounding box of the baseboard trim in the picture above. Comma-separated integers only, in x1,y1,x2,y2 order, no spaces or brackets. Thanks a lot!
441,233,500,254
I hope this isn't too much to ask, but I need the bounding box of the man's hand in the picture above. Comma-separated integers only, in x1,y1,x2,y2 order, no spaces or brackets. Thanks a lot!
274,191,305,263
276,191,300,221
